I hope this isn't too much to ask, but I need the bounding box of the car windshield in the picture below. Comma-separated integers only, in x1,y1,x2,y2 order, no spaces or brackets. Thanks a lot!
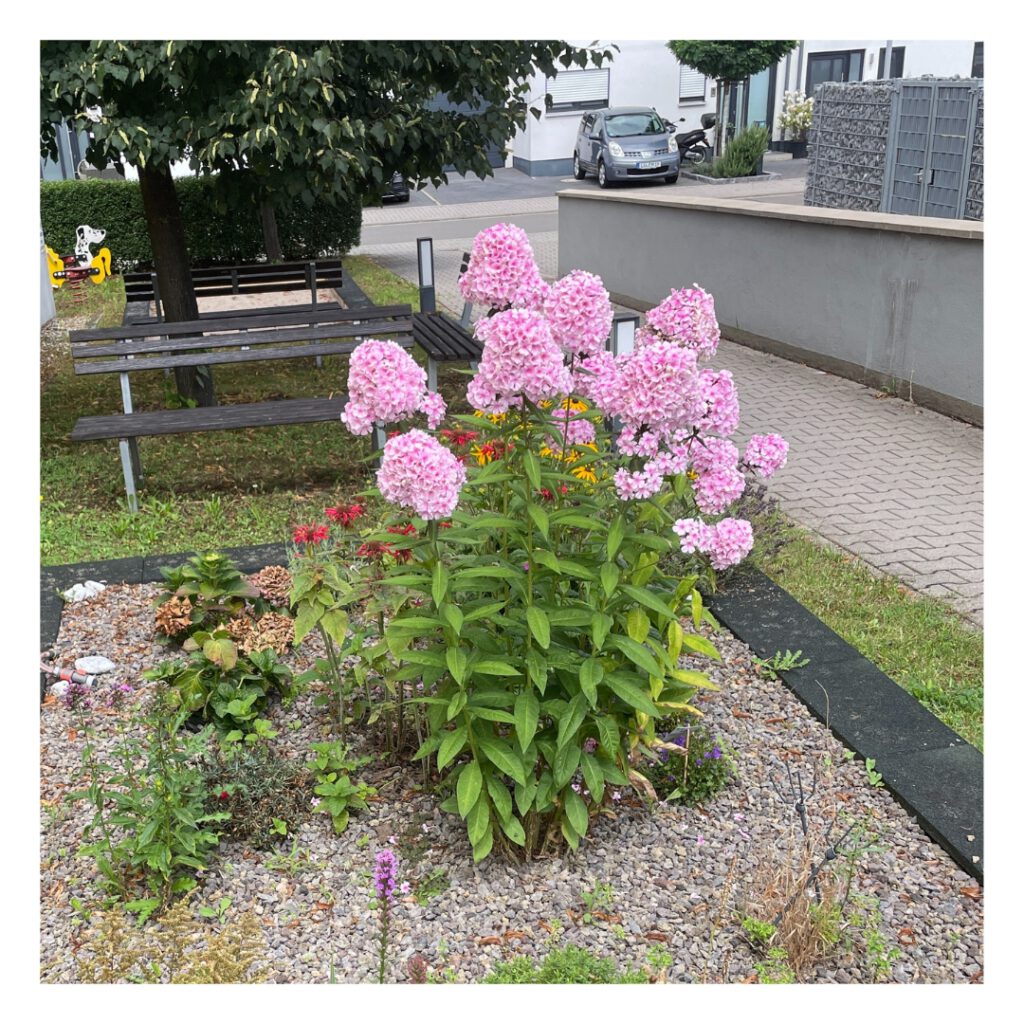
605,112,665,137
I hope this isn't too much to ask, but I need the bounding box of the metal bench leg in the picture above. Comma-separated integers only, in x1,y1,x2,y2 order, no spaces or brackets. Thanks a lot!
128,437,144,487
118,439,139,513
427,356,438,393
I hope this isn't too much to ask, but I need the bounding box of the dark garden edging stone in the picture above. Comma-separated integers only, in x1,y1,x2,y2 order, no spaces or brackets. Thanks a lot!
708,568,983,883
40,547,983,882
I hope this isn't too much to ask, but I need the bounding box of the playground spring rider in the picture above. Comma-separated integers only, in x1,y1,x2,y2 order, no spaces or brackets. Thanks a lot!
47,225,112,288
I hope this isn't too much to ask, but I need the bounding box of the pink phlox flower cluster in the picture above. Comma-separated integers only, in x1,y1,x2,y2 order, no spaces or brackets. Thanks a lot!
614,464,665,501
547,415,596,451
673,516,754,570
604,342,703,435
467,308,572,413
543,269,614,357
696,369,740,437
615,425,661,459
458,223,549,311
743,433,789,479
639,285,721,360
341,339,445,436
377,429,467,521
571,350,619,406
689,437,744,514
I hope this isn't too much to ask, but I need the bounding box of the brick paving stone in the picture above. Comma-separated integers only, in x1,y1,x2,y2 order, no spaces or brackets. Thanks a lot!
353,217,984,626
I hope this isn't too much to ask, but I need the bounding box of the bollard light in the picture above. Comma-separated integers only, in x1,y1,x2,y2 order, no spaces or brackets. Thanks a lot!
610,314,639,357
417,237,436,313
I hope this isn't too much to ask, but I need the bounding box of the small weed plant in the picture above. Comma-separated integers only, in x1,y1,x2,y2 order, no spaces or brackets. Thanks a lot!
753,649,810,680
645,723,736,805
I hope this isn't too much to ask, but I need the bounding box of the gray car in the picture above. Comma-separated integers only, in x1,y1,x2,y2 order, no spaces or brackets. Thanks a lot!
573,107,680,188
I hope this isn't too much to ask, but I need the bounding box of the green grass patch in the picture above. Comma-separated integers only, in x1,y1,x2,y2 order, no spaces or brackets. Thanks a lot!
751,519,983,750
344,255,422,311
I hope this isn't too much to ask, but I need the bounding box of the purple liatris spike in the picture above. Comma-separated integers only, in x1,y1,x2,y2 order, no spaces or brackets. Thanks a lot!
374,848,398,902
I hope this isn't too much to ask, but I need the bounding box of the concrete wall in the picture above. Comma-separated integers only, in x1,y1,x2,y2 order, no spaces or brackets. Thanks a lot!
558,191,982,424
511,40,716,176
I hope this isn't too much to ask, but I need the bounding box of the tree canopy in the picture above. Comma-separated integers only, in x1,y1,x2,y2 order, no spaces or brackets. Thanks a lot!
41,41,616,206
666,40,797,82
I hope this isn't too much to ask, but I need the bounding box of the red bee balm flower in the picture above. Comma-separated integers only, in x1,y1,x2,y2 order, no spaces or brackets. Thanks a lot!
219,790,229,801
294,523,330,546
326,503,365,526
386,523,417,536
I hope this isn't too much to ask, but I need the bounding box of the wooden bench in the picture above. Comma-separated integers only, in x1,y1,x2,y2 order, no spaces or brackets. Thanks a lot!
123,259,344,323
69,304,413,511
412,311,483,390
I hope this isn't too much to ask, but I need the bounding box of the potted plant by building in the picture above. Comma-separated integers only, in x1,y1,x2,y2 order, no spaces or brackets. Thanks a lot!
777,90,813,159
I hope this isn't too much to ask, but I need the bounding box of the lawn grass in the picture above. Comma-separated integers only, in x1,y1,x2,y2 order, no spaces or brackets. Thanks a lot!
751,518,983,750
41,257,982,748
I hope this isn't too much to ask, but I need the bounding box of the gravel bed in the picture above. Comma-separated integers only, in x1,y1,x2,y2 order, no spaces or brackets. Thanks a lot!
40,581,984,984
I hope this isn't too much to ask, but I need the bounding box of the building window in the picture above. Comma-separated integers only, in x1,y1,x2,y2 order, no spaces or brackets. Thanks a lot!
678,64,707,103
806,50,864,94
876,46,905,79
972,42,984,78
545,68,609,112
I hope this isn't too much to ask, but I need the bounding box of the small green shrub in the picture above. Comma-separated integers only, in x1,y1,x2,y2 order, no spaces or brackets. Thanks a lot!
482,944,648,984
706,125,770,179
643,722,736,805
306,741,376,834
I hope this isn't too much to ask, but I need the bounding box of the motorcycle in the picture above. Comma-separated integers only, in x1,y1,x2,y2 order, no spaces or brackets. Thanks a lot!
664,113,717,165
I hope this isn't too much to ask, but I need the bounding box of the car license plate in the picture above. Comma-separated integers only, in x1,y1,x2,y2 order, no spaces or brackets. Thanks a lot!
638,161,660,169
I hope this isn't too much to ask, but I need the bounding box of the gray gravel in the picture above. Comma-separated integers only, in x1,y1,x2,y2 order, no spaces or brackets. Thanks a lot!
40,581,984,984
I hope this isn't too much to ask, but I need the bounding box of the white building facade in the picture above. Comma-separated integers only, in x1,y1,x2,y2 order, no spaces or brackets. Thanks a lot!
509,38,983,175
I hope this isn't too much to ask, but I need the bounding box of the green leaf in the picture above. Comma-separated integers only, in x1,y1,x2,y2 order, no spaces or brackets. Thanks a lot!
526,607,551,650
552,743,581,789
561,817,580,851
679,633,722,660
523,450,542,489
440,603,464,635
513,691,540,752
581,752,605,803
556,693,589,750
579,658,604,707
432,563,449,607
472,829,494,863
515,777,538,817
468,706,516,723
437,722,468,770
626,607,651,645
457,761,483,818
526,649,548,693
691,588,704,627
477,737,526,786
601,562,620,598
203,636,237,671
563,788,590,838
472,659,520,677
607,515,626,558
531,549,561,574
590,612,613,651
447,690,468,720
467,796,491,846
608,635,662,677
500,815,527,846
620,584,678,622
320,608,349,647
446,647,468,684
527,503,550,539
486,775,514,823
292,601,320,644
602,673,660,717
667,619,685,663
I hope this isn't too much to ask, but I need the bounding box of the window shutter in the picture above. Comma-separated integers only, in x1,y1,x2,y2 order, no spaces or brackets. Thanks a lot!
546,69,609,111
678,64,706,102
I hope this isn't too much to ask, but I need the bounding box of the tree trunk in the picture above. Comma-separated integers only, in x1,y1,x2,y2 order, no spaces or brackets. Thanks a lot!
259,199,283,262
137,163,216,407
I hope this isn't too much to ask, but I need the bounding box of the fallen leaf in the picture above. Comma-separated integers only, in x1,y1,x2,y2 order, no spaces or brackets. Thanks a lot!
42,694,57,707
314,901,334,911
960,886,982,901
740,973,758,984
504,930,530,941
731,707,752,719
285,919,300,929
67,727,77,742
969,969,983,984
477,936,502,946
539,920,552,934
765,717,787,724
593,911,622,924
898,927,917,945
645,930,670,942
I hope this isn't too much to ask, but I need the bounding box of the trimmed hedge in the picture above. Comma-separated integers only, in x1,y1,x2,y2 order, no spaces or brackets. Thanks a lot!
41,176,362,272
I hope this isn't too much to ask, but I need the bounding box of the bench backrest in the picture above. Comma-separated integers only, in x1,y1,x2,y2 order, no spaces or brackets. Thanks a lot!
70,304,413,376
123,259,343,309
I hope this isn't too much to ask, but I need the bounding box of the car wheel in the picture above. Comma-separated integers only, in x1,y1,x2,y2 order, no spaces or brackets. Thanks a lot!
664,173,679,184
573,153,586,180
597,160,610,189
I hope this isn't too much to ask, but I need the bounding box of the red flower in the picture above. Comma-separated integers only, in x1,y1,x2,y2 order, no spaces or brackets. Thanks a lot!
326,502,365,526
538,488,554,502
387,523,417,536
218,790,229,801
387,430,402,439
294,523,330,546
440,428,479,447
558,484,569,495
356,541,397,561
439,521,453,529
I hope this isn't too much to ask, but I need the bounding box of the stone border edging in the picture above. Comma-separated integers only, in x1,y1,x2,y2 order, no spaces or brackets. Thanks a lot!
40,547,982,882
708,568,983,882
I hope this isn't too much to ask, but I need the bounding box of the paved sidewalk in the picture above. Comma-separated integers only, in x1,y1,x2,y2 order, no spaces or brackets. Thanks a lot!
353,204,983,626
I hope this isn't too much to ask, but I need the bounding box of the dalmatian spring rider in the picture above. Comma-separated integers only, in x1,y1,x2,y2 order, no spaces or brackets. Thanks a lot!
46,225,113,288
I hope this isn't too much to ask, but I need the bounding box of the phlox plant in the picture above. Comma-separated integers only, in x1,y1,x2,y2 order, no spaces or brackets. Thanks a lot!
330,224,786,862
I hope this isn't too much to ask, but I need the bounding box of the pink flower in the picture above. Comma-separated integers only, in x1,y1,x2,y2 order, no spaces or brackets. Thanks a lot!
744,433,789,479
639,285,720,360
613,465,665,501
341,339,446,435
673,517,713,554
690,438,745,515
468,308,572,413
695,369,740,437
602,342,703,437
546,415,596,451
377,429,467,521
706,518,754,570
458,223,549,311
543,270,614,357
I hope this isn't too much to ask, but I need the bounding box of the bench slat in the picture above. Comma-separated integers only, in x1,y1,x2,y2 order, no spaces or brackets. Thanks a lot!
412,312,482,360
75,336,412,374
75,318,413,359
71,305,413,343
124,301,322,326
71,395,349,441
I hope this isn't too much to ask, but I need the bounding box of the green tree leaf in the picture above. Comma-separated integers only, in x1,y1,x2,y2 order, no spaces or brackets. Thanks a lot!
527,607,551,650
513,691,540,752
456,760,483,818
477,736,526,785
437,722,468,770
563,788,589,838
